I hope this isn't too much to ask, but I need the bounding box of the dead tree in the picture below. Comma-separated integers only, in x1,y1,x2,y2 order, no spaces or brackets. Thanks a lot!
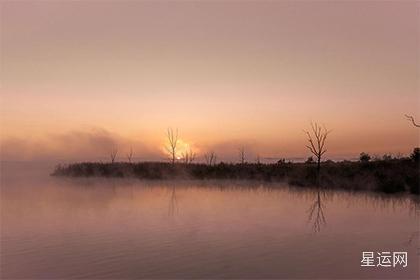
110,147,118,163
405,115,420,128
204,151,217,165
182,148,196,164
127,147,133,163
239,147,246,164
304,122,331,175
165,128,178,165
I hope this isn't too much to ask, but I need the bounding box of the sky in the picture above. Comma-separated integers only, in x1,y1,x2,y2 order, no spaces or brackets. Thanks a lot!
0,1,419,162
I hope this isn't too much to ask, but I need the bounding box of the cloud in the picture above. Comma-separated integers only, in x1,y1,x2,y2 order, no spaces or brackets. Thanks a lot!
0,128,160,162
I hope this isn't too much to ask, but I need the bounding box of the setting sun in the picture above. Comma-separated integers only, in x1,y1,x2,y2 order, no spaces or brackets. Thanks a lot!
162,136,198,162
174,139,191,159
1,1,419,279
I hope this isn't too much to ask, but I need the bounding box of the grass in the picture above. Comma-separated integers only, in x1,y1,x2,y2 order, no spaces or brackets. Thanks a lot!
52,157,419,195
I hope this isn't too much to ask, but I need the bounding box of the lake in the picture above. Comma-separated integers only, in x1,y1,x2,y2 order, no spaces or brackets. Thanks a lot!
1,162,419,279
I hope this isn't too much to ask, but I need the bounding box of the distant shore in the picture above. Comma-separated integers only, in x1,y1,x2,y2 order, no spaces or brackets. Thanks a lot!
52,158,419,195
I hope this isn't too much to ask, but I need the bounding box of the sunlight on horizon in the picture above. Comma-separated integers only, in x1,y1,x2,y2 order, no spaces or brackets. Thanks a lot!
0,1,418,162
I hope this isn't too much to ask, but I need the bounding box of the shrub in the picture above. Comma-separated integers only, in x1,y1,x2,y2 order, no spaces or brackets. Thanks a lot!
305,156,314,164
382,154,393,161
410,147,420,163
359,152,371,162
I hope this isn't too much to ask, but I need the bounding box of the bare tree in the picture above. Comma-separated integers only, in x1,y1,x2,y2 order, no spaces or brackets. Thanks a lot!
182,148,196,164
165,128,178,164
110,147,118,163
204,151,217,165
405,114,420,128
238,146,246,164
304,122,331,174
127,147,133,163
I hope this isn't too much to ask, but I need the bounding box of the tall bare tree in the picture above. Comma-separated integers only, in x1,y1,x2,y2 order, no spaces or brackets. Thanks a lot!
165,128,178,165
204,151,217,165
127,147,133,163
110,147,118,163
304,122,331,174
238,146,246,164
405,114,420,128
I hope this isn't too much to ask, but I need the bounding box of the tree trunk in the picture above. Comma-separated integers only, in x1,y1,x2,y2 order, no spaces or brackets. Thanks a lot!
316,157,321,186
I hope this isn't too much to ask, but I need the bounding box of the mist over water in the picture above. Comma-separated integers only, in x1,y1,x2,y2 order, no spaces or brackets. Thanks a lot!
1,162,418,279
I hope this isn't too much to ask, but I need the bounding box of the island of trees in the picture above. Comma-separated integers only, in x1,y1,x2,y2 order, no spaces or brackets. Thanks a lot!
52,119,420,195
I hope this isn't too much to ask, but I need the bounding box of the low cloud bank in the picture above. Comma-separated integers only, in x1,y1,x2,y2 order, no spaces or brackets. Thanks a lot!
0,128,160,162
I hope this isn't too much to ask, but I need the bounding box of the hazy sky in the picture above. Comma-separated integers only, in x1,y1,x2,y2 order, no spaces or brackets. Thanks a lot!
1,1,419,162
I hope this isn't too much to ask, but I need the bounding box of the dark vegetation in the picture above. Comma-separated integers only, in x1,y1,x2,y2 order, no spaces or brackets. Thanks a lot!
52,148,419,195
53,119,420,195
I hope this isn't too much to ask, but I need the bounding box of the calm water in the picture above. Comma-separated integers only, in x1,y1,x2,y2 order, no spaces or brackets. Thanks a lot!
1,162,419,279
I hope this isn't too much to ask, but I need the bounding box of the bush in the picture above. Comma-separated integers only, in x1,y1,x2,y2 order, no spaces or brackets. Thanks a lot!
410,147,420,163
305,156,314,164
359,152,371,162
382,154,393,161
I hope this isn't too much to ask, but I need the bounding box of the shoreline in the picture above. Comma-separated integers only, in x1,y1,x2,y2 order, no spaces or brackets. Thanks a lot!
52,159,419,195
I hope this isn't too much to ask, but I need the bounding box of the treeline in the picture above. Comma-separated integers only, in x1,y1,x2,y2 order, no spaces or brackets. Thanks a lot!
52,149,419,195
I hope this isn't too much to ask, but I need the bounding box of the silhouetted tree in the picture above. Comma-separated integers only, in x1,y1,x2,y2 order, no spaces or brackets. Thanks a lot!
204,151,217,165
277,158,286,164
182,148,196,164
382,154,393,161
110,147,118,163
304,122,331,175
238,146,246,164
410,148,420,163
165,128,178,165
305,156,314,164
359,152,371,162
405,115,420,128
127,147,133,163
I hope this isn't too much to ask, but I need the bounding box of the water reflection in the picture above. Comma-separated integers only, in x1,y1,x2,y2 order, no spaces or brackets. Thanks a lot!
1,163,419,279
168,186,179,216
307,190,327,233
407,196,420,255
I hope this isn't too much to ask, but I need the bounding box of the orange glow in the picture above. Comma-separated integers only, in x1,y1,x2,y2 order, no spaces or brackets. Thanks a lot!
1,1,418,162
161,138,198,161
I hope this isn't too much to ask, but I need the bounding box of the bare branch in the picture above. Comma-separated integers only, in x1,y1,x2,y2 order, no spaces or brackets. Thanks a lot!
165,128,179,164
303,122,330,172
182,148,196,164
126,147,133,163
110,147,118,163
204,151,217,165
405,114,420,128
238,147,246,164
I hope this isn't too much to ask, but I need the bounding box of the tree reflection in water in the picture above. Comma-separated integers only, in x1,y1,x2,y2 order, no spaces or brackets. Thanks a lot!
168,186,179,216
407,196,419,255
307,190,327,233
